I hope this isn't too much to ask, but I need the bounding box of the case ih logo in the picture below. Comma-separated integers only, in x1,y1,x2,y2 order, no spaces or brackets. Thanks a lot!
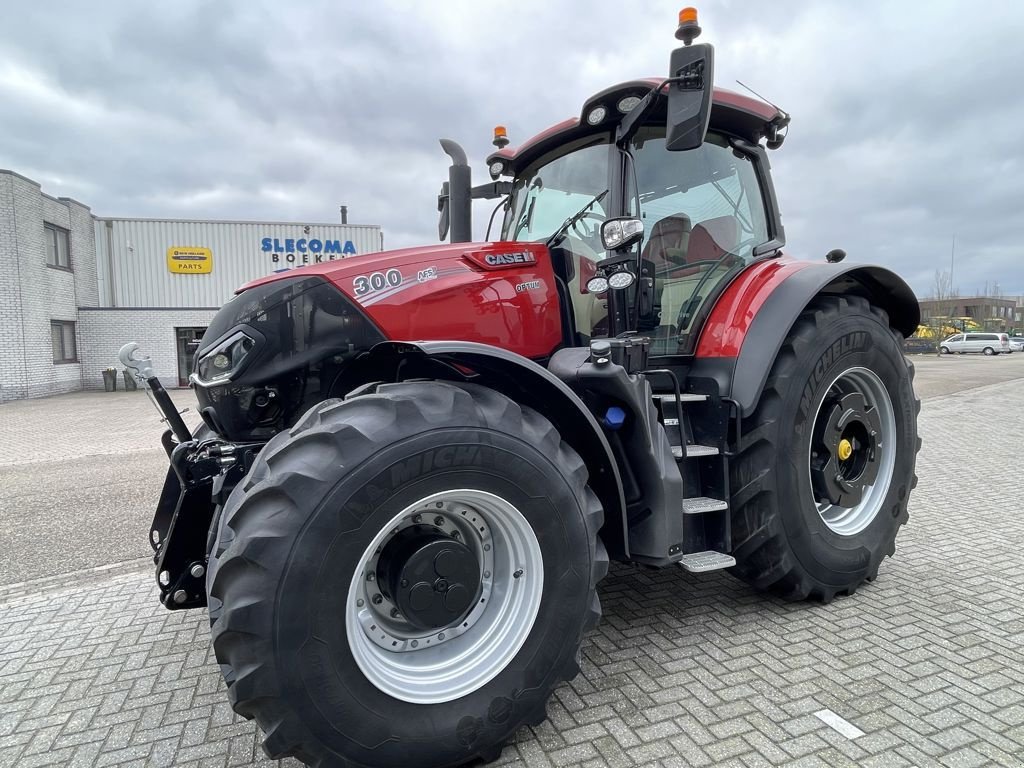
467,250,540,270
485,251,536,266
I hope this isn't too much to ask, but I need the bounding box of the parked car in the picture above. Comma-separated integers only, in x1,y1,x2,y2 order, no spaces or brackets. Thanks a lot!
939,333,1011,355
1008,336,1024,352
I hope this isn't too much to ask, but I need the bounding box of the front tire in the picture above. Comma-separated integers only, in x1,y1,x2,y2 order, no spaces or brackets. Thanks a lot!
208,381,606,767
939,346,950,355
728,295,920,601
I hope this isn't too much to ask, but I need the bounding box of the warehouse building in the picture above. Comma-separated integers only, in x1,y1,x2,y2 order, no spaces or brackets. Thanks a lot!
0,169,382,401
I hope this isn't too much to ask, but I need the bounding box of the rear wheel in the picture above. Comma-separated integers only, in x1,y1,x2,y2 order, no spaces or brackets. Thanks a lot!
728,295,920,601
984,346,995,356
208,381,606,767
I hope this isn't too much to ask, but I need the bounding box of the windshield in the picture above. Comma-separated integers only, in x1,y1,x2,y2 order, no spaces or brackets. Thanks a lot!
630,127,769,355
501,140,612,246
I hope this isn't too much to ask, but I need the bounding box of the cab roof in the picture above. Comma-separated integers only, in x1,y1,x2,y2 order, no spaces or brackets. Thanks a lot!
487,80,786,174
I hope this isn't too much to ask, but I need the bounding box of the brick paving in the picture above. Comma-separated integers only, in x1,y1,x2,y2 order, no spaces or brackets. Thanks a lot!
2,380,1024,767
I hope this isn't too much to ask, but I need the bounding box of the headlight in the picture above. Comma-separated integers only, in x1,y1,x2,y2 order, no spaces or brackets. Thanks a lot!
608,270,636,290
192,331,256,386
617,95,642,113
586,106,607,125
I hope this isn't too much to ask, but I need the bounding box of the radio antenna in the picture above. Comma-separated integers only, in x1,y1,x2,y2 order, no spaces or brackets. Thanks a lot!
735,79,788,118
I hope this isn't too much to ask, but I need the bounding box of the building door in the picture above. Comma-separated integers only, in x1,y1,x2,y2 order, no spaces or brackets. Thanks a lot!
175,327,207,386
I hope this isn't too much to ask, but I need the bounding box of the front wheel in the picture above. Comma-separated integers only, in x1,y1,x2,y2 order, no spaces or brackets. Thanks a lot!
728,295,920,601
208,381,607,767
939,346,950,355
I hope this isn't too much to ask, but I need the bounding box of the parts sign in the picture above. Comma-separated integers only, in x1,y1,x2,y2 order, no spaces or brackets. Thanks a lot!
167,246,213,274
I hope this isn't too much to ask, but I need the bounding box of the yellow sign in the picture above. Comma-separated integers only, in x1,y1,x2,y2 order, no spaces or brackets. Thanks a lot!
167,246,213,274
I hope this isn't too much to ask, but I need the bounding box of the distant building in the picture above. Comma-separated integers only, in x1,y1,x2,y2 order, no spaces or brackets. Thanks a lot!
918,295,1023,333
0,169,382,402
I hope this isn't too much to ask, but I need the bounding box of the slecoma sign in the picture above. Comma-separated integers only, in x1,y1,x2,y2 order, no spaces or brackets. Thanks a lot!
260,237,358,264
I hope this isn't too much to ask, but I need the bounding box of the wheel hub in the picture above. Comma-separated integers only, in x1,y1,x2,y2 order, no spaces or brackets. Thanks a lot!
346,489,544,704
811,391,882,508
378,526,480,631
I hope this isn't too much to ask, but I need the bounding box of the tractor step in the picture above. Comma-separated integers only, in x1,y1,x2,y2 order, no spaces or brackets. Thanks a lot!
682,496,729,514
672,444,719,458
679,550,736,573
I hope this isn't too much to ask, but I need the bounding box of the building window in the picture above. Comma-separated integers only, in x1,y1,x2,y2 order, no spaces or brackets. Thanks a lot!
51,320,78,363
44,223,71,269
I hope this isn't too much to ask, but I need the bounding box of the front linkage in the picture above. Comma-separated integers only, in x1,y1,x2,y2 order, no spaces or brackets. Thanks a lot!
121,343,262,609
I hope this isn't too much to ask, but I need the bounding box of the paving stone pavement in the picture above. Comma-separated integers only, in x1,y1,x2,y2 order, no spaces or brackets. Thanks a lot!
2,379,1024,768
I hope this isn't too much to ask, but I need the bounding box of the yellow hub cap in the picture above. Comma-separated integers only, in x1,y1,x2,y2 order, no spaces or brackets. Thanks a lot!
837,438,853,461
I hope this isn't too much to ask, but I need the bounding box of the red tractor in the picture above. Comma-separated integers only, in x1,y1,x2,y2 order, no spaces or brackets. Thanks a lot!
123,10,919,767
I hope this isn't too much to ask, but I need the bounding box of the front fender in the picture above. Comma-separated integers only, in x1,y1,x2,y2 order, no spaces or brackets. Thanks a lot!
693,259,919,416
345,341,629,557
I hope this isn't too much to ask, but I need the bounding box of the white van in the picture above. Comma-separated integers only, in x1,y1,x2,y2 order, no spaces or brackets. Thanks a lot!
939,332,1011,355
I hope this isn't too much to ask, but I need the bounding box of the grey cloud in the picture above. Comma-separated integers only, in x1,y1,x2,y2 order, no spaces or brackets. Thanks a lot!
2,0,1022,297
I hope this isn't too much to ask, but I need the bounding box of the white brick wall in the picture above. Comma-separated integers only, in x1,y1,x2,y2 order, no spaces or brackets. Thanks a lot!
78,309,217,389
0,170,197,401
0,172,85,401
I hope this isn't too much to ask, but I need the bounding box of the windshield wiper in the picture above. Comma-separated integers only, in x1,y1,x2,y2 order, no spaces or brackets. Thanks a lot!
546,189,609,248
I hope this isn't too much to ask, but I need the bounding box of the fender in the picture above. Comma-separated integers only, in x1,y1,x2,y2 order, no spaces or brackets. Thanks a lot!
346,341,629,557
693,259,919,417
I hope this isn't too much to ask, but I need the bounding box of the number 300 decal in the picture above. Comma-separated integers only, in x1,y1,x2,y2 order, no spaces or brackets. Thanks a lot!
353,269,402,296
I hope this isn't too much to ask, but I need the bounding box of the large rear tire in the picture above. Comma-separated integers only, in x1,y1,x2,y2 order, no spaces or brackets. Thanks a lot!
208,381,607,767
728,295,920,601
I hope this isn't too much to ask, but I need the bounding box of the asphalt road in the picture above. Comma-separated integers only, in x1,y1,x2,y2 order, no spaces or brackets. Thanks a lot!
1,353,1022,587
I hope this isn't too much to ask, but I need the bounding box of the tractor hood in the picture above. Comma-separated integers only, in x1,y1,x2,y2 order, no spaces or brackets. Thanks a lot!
195,240,563,441
236,240,563,360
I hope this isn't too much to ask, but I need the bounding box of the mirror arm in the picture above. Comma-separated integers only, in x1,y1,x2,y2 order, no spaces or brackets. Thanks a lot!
471,181,512,200
615,78,686,147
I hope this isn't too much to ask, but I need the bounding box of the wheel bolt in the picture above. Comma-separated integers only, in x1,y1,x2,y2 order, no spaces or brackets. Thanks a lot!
483,570,491,579
513,569,524,579
438,632,445,640
372,594,383,605
451,530,461,539
411,640,418,648
390,608,400,618
400,579,409,588
434,516,445,526
484,544,491,551
356,599,364,607
366,572,375,581
412,514,422,523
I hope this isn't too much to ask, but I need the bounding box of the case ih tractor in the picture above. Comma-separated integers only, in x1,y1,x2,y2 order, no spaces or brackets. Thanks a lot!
122,10,919,767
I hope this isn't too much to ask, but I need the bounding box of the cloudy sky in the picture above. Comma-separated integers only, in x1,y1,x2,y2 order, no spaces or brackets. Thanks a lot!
3,1,1022,297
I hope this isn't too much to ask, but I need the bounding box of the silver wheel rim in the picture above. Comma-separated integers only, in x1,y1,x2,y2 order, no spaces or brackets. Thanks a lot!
808,366,896,536
346,489,543,704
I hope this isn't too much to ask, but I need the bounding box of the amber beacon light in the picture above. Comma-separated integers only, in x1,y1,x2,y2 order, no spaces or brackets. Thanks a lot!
492,125,509,149
675,7,702,44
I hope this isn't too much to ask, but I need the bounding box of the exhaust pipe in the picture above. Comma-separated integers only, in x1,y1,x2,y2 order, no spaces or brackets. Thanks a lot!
440,139,472,243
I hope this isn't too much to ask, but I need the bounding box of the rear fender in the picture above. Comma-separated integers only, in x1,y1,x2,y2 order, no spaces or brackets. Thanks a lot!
693,261,920,417
348,341,629,558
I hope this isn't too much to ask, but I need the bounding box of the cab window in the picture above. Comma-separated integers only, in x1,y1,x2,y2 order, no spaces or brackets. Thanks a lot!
629,128,770,355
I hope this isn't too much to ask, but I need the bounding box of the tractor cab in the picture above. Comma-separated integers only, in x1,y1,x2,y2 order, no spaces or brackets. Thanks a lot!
439,8,790,357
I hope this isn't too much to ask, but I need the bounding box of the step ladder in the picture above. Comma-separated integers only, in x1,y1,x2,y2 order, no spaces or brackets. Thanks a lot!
652,389,735,574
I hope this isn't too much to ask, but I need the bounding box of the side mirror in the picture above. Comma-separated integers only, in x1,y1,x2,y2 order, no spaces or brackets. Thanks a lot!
601,217,645,251
665,42,715,151
437,181,450,241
